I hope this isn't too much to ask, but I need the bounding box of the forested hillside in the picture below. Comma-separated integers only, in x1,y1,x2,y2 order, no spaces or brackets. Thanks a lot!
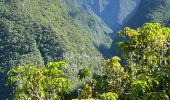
5,23,170,100
0,0,170,99
127,0,170,28
0,0,104,98
78,0,141,37
62,0,112,57
110,0,170,57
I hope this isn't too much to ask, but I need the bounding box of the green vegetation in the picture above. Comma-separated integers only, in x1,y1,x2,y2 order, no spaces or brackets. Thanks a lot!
7,61,70,99
77,67,91,81
0,0,103,71
111,0,170,67
4,23,170,99
62,0,112,57
100,92,118,100
0,0,170,99
77,23,170,99
127,0,170,28
0,0,104,98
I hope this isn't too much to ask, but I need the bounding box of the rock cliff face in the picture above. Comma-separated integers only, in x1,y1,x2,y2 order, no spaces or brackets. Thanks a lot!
78,0,141,37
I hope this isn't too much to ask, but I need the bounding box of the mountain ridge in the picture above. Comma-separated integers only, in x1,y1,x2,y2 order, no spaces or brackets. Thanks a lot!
62,0,113,57
78,0,141,37
0,0,104,98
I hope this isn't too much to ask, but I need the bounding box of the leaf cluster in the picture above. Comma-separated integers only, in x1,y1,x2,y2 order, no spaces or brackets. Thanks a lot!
76,23,170,100
7,61,71,100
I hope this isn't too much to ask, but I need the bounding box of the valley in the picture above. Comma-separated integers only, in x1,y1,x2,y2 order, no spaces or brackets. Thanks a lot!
0,0,170,99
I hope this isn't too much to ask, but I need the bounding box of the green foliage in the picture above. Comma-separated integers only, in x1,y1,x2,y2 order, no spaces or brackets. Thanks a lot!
76,56,127,99
117,23,170,99
78,83,92,99
0,0,104,98
77,67,91,81
126,74,159,99
117,23,169,76
76,23,170,100
127,0,170,28
63,0,112,57
100,92,118,100
102,56,128,95
104,56,122,75
0,0,103,69
7,61,71,99
143,92,169,100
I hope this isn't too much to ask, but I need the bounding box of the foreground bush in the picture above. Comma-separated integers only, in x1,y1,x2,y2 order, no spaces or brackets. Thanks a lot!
78,23,170,100
6,23,170,100
7,61,71,99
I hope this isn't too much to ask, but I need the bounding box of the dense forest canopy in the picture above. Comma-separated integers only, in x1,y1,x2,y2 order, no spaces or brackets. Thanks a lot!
127,0,170,28
4,23,170,100
0,0,170,99
0,1,104,98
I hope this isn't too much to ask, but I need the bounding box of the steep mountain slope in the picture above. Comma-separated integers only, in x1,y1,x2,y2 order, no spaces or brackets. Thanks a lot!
110,0,170,58
62,0,112,57
78,0,141,37
0,0,103,98
127,0,170,28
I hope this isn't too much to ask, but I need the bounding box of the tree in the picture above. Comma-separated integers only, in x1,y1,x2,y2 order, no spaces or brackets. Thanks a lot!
117,23,170,99
78,83,92,99
8,23,169,99
75,23,170,100
77,67,91,81
117,23,170,76
102,56,128,95
100,92,118,100
77,56,127,99
7,61,71,100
